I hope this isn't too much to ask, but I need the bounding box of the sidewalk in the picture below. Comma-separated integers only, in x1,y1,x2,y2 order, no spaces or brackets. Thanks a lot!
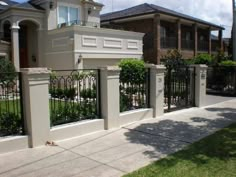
0,99,236,177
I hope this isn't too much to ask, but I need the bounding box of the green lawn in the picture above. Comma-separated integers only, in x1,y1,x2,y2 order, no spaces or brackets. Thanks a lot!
0,99,21,115
124,123,236,177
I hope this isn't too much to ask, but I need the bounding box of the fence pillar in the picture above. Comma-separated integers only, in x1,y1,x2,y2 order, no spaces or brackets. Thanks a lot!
148,65,166,117
21,68,51,148
100,66,120,130
193,65,208,107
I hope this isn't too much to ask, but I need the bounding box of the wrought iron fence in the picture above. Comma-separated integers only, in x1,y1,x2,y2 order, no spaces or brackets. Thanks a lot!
207,66,236,96
120,69,150,112
49,70,101,127
0,72,24,137
164,66,195,112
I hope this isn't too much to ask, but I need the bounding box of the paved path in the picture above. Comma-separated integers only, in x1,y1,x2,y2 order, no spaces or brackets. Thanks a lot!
0,99,236,177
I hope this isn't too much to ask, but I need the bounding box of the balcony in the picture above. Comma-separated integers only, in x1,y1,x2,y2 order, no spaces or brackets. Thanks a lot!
57,20,100,29
161,37,177,49
198,41,209,52
181,39,194,50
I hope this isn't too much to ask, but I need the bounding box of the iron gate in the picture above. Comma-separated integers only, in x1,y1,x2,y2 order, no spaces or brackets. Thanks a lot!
207,66,236,96
164,66,195,112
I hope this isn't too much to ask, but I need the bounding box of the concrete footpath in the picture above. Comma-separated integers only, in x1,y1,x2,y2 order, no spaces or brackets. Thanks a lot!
0,98,236,177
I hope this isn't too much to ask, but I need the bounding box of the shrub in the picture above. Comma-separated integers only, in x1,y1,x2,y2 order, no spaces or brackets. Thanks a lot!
219,60,236,67
193,54,213,65
49,88,77,99
80,88,96,99
0,58,16,83
119,59,146,85
161,49,186,68
0,113,22,136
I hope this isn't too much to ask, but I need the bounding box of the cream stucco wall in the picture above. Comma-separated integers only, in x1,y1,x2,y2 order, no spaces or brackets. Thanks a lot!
45,25,144,70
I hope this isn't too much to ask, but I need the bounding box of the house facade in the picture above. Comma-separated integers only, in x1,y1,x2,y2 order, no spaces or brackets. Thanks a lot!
0,0,144,71
101,3,225,64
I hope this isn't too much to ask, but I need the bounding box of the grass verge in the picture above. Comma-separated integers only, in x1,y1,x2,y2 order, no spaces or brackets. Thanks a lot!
124,123,236,177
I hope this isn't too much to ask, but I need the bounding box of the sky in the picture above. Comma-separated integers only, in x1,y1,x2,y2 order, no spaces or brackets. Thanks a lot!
15,0,233,38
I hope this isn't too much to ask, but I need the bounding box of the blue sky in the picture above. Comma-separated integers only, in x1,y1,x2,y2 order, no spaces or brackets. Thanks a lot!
13,0,232,37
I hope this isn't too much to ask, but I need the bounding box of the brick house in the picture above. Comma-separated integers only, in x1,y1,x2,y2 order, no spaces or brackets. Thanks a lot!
101,3,225,64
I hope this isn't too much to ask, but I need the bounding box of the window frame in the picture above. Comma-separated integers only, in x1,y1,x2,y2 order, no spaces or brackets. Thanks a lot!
57,3,81,26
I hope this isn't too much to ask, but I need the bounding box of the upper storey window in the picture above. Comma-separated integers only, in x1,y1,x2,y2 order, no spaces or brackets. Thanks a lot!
58,5,80,27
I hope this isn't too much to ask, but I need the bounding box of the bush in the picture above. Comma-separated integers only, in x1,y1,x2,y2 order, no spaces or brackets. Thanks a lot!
119,59,146,85
219,60,236,67
0,58,16,83
49,88,77,99
161,49,186,68
80,88,96,99
193,54,213,65
0,113,22,136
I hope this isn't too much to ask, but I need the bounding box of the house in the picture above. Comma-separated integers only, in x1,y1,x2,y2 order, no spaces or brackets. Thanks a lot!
101,3,225,64
0,0,144,71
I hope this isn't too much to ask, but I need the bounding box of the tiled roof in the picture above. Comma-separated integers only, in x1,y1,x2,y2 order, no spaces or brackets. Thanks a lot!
101,3,224,30
13,2,44,10
0,0,44,12
0,0,18,11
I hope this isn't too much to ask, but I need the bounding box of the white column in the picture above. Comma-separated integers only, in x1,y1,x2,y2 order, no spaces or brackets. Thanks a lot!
21,68,51,148
193,65,208,107
11,25,20,71
100,66,120,130
149,65,166,117
37,29,44,67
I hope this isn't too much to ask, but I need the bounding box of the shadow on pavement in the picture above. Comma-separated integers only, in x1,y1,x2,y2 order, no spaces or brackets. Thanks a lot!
123,106,236,161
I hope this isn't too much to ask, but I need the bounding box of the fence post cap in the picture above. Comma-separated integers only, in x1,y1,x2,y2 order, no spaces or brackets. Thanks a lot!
191,64,208,68
20,68,51,74
147,64,166,70
99,66,121,71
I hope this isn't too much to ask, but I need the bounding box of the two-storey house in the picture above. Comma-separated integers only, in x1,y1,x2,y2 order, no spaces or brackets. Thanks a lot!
101,3,225,64
0,0,144,71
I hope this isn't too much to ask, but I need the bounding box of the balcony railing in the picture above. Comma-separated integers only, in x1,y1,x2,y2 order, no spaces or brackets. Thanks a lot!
161,37,177,49
57,20,100,29
198,41,209,51
181,39,194,50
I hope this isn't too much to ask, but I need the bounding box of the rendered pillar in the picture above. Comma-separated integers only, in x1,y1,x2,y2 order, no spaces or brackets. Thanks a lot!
149,65,166,117
100,66,120,129
21,68,51,147
193,65,208,107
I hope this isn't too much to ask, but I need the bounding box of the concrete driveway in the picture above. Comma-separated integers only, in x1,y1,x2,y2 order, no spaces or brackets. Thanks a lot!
0,99,236,177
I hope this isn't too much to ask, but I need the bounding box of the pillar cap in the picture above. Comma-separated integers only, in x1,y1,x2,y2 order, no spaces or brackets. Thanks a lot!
99,66,121,71
20,68,51,74
11,25,20,30
191,64,208,68
146,64,166,70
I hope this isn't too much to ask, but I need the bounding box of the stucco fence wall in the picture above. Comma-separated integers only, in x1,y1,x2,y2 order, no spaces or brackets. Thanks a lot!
0,65,207,154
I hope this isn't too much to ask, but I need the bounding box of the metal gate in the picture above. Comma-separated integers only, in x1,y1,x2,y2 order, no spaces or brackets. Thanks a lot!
164,66,195,112
207,66,236,96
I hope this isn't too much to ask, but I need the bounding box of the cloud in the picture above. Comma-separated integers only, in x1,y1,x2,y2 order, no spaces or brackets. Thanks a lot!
97,0,232,37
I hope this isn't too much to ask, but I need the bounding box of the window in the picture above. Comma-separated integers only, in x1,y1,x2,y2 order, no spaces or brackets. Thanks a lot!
186,32,191,40
58,6,80,26
161,26,166,38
